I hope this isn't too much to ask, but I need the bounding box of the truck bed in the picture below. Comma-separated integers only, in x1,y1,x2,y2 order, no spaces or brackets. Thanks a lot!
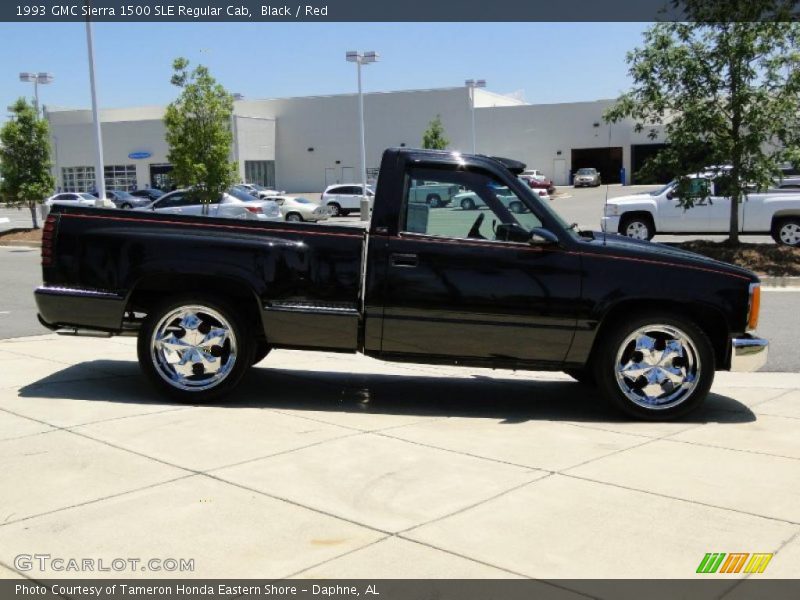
38,205,366,351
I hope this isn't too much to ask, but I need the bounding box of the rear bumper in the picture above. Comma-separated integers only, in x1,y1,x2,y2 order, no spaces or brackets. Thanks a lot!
730,335,769,372
35,286,125,332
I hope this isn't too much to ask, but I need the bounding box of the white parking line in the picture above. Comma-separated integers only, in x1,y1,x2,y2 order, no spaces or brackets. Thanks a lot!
762,287,800,292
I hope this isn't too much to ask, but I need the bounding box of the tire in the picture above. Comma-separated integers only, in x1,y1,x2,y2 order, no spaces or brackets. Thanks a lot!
252,340,271,366
564,368,595,386
592,312,714,420
773,218,800,246
137,295,253,402
327,203,341,217
340,209,350,216
461,197,476,211
508,200,524,214
426,194,442,208
285,212,303,222
619,215,654,241
121,203,132,209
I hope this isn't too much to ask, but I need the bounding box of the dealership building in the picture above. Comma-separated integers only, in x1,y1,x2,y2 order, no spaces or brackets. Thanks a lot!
45,86,667,194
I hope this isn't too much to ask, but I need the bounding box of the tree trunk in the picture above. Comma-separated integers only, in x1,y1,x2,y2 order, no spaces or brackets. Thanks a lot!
29,202,39,230
729,188,740,245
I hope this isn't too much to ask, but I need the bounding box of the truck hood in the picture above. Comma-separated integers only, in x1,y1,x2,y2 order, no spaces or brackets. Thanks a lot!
587,232,758,281
607,193,654,205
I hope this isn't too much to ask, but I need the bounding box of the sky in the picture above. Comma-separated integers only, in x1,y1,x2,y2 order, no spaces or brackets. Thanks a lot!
0,22,650,116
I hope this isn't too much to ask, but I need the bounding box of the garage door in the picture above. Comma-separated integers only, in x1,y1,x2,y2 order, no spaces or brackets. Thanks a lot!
571,147,623,184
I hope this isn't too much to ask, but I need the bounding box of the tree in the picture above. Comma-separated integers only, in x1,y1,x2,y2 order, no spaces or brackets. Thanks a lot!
604,0,800,244
0,98,55,229
163,57,237,213
422,115,450,150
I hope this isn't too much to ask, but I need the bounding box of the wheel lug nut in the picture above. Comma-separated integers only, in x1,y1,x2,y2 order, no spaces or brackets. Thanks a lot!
209,345,223,357
192,363,205,376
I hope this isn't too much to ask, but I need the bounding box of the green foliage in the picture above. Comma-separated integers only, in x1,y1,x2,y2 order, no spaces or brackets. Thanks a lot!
0,98,55,229
422,115,450,150
604,0,800,243
164,57,237,209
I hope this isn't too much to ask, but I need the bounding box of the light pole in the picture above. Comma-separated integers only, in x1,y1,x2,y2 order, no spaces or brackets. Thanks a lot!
19,72,54,117
84,20,106,203
346,50,378,221
465,79,486,154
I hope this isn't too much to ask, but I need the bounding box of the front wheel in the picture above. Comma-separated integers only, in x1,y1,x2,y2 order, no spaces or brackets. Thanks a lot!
285,212,303,222
121,203,133,209
137,296,252,402
461,197,476,211
592,313,714,420
773,218,800,246
427,194,442,208
327,203,341,217
620,215,654,241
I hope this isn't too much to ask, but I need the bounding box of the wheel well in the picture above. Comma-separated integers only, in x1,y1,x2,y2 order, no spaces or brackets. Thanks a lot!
771,212,800,228
426,194,441,201
619,211,655,234
588,300,730,369
125,274,264,335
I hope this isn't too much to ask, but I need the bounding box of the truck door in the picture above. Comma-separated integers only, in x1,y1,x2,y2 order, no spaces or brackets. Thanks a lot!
660,178,712,232
378,165,581,367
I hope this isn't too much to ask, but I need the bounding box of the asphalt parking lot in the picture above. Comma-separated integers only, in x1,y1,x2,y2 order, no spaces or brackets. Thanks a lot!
0,335,798,582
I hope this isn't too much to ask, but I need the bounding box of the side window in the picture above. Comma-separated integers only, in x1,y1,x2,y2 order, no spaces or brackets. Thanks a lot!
156,192,184,208
400,168,543,243
328,186,345,196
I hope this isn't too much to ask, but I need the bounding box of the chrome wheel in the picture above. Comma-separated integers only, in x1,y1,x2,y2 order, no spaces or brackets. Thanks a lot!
625,221,650,240
614,324,700,410
150,305,237,391
779,222,800,246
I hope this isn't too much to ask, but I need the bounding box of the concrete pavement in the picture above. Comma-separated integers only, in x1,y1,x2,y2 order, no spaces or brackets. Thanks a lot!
0,334,798,582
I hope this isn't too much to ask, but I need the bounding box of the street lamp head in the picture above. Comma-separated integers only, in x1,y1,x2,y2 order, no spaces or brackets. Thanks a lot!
346,50,378,64
363,51,379,63
476,79,487,88
36,73,54,84
346,51,360,62
19,72,36,82
465,79,474,87
466,79,486,88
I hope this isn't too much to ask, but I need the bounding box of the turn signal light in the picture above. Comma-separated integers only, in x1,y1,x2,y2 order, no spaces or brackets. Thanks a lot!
747,284,761,331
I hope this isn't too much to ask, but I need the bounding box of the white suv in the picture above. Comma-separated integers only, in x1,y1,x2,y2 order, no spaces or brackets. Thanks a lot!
320,184,374,217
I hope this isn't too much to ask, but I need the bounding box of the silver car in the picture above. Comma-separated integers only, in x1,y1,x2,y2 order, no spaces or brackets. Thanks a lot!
267,196,329,222
138,187,281,221
106,190,153,209
574,167,601,187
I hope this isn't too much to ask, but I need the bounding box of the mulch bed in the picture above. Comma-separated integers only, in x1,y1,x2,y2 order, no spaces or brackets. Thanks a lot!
668,240,800,277
0,228,43,244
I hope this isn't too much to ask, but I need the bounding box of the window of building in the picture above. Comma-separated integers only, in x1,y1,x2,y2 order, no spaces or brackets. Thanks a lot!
62,166,96,193
104,164,137,191
244,160,275,188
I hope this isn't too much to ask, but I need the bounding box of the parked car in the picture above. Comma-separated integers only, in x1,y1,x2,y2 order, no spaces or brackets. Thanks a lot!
321,184,374,216
408,180,461,207
37,147,767,421
106,190,153,209
601,173,800,245
137,187,281,221
130,189,164,202
519,174,556,195
769,177,800,192
44,192,98,208
268,195,329,222
574,168,601,187
521,169,546,181
456,185,546,212
234,183,285,199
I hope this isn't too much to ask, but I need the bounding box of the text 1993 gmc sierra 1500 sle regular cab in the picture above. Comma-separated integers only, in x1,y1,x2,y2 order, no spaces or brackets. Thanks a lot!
35,148,768,420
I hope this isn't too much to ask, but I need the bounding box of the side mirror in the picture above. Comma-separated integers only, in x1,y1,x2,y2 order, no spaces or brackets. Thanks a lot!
529,227,559,245
666,191,675,200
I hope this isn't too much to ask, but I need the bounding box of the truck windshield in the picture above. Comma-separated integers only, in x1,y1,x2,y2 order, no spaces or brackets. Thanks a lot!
650,181,675,196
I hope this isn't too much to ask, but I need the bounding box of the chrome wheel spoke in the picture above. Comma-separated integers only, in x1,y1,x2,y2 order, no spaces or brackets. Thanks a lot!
150,305,237,392
614,324,700,410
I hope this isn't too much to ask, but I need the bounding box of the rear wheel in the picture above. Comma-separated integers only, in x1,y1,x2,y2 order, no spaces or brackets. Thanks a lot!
620,215,654,241
427,194,442,208
327,202,341,217
509,200,524,214
592,313,714,420
461,197,476,211
773,218,800,246
121,203,132,209
137,295,252,402
285,212,303,222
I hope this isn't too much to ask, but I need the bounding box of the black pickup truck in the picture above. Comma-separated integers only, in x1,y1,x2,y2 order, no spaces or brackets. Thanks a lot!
35,148,768,420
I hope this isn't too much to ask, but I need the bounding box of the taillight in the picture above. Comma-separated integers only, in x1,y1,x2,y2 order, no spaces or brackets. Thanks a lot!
41,214,58,266
244,206,263,214
747,283,761,331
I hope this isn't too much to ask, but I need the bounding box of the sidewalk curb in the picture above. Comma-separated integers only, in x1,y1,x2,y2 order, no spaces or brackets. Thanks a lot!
0,240,41,248
760,276,800,288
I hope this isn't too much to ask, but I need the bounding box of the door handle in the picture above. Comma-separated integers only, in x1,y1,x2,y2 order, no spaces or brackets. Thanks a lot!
390,253,419,268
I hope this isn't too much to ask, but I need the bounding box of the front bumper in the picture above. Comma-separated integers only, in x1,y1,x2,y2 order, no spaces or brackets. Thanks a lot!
730,335,769,372
600,216,620,233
